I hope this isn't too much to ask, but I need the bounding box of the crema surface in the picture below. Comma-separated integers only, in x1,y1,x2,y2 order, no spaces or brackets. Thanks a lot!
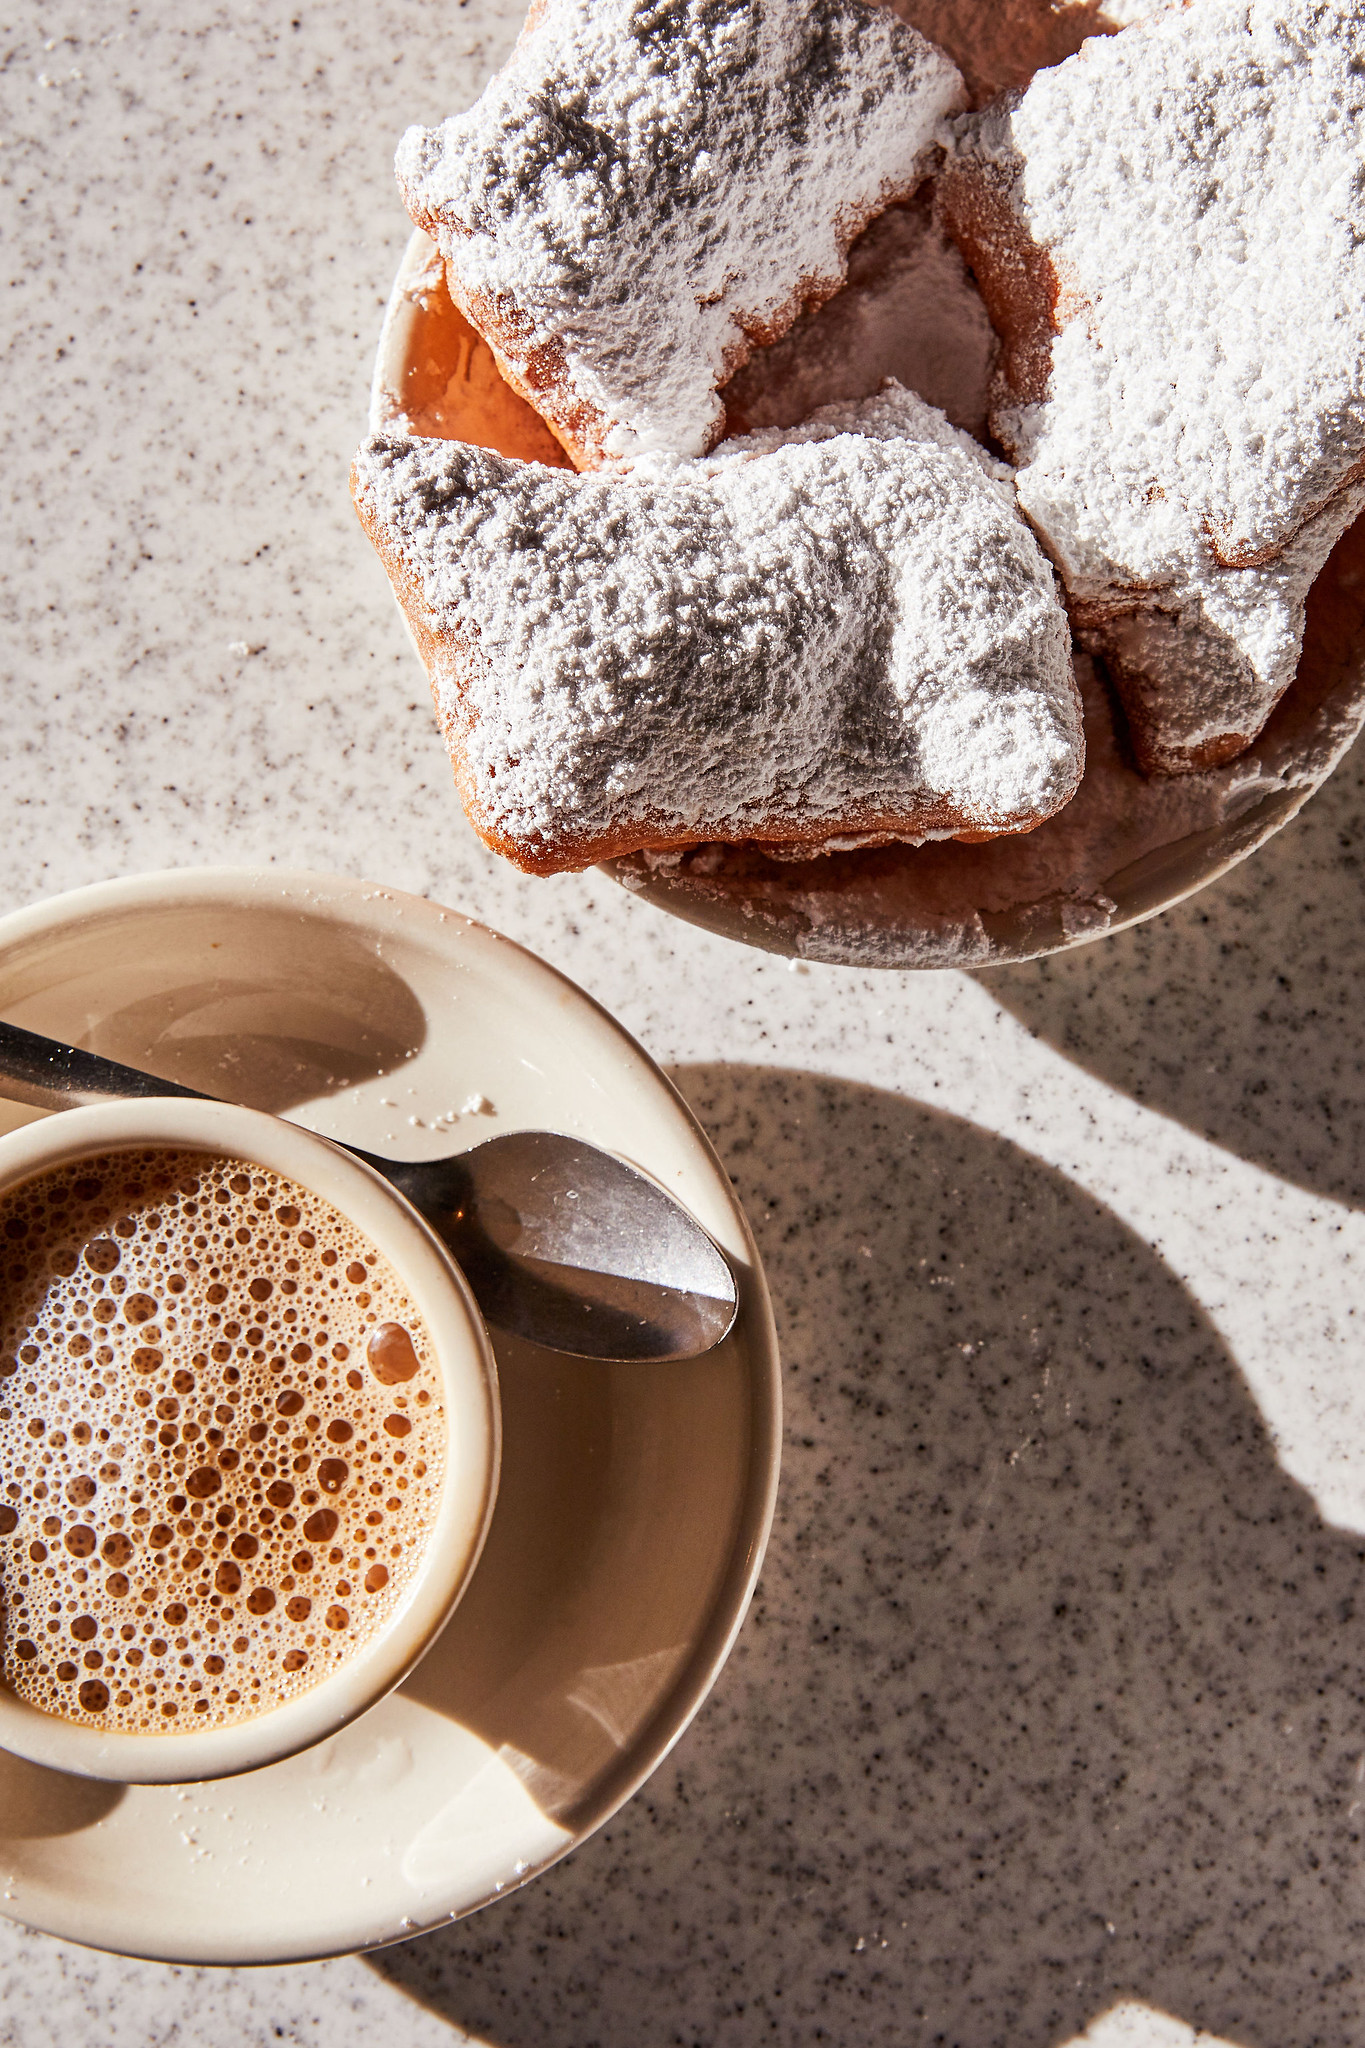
0,1149,445,1734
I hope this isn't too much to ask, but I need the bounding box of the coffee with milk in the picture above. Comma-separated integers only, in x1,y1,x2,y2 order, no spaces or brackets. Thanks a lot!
0,1147,445,1734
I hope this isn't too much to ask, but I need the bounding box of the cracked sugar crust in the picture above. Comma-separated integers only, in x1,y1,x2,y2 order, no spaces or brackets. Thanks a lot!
350,385,1082,875
395,0,965,470
939,0,1365,772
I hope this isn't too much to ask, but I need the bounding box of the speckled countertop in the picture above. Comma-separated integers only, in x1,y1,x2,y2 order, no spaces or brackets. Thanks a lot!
4,4,1365,2044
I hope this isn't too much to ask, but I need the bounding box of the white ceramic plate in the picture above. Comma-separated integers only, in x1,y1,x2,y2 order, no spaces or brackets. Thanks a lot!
369,230,1365,970
0,868,781,1964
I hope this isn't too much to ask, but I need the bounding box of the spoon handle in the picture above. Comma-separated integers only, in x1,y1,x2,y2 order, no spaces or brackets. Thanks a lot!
0,1022,445,1199
0,1019,209,1112
0,1018,739,1361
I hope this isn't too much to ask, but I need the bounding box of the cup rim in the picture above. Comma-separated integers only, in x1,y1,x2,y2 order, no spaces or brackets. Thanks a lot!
0,1097,500,1784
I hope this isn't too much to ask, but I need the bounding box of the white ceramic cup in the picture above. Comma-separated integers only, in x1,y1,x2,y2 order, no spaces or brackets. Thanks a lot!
0,1097,499,1784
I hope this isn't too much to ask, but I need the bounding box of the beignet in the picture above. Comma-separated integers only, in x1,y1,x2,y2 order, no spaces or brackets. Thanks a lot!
351,386,1083,873
395,0,965,470
939,0,1365,772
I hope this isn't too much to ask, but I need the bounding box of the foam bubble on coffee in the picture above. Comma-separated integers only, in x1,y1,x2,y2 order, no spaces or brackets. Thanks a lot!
0,1148,446,1734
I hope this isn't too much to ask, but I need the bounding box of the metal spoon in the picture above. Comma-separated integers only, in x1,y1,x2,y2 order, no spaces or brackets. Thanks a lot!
0,1019,738,1362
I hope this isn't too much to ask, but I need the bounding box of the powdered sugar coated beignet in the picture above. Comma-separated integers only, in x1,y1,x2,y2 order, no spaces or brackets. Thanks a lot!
351,386,1082,874
940,0,1365,772
395,0,965,471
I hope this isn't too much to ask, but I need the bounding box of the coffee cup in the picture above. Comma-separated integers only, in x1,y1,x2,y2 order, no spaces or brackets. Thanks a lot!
0,1097,499,1783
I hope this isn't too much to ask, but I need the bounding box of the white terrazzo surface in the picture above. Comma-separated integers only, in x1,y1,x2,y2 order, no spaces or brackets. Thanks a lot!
4,3,1365,2043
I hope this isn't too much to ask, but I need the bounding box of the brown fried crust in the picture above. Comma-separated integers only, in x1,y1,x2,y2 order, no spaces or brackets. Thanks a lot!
407,171,937,473
1202,447,1365,571
934,157,1082,434
877,0,1119,108
1079,618,1257,775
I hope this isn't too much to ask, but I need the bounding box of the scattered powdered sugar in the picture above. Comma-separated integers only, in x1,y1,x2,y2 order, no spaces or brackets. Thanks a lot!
943,0,1365,769
351,384,1081,873
395,0,965,467
722,193,997,443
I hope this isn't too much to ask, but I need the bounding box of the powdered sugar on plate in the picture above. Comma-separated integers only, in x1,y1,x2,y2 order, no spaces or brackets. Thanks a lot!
943,0,1365,770
395,0,965,468
722,193,997,443
351,384,1081,873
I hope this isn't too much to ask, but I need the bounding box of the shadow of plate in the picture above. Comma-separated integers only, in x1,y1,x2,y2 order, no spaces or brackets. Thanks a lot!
367,1063,1365,2048
978,726,1365,1210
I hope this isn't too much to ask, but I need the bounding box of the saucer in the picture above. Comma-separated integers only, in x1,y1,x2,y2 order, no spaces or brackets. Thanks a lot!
0,868,781,1964
369,229,1365,970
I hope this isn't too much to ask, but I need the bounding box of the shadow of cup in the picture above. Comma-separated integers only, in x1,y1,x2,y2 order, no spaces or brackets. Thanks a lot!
0,1752,123,1840
398,1318,757,1832
0,902,427,1121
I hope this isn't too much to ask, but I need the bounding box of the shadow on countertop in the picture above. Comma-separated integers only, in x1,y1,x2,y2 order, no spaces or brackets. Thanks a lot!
369,1064,1365,2048
976,729,1365,1211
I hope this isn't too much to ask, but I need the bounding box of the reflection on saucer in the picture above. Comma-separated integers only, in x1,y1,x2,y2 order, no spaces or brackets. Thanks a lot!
400,1333,752,1832
399,1728,571,1895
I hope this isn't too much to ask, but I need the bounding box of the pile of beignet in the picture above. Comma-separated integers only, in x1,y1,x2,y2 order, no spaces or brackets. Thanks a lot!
353,0,1365,875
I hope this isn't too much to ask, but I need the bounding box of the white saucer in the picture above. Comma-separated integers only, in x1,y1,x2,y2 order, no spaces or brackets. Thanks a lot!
0,869,781,1964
